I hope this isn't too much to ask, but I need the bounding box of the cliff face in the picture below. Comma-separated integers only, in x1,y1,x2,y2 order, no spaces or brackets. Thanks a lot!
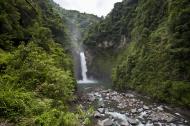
84,0,190,107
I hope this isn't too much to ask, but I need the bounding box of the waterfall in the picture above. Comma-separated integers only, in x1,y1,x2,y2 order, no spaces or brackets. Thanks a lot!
80,52,88,81
77,51,96,84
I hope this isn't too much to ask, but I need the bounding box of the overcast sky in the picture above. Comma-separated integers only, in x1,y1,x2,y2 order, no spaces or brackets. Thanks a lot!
53,0,122,17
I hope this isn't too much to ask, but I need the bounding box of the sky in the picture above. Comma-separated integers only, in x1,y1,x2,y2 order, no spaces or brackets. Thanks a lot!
53,0,122,17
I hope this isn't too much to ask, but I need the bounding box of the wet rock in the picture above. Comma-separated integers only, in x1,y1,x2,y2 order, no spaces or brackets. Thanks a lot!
175,113,181,116
149,111,175,123
98,100,105,107
138,108,143,113
106,112,127,122
104,108,109,113
143,105,149,110
98,108,105,114
109,108,114,112
88,93,95,102
120,121,129,126
98,120,103,126
94,111,102,118
139,111,149,119
138,118,146,124
170,123,177,126
153,122,163,126
165,116,175,123
125,112,129,116
95,92,102,98
157,105,164,111
103,118,113,126
101,90,110,93
131,108,137,113
127,118,138,125
125,94,134,98
105,96,109,100
118,103,126,109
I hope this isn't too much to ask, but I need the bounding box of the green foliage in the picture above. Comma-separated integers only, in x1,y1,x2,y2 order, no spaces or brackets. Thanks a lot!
34,105,94,126
85,0,190,107
0,0,88,125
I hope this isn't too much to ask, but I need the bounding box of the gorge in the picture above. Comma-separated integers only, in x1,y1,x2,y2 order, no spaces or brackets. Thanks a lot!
0,0,190,125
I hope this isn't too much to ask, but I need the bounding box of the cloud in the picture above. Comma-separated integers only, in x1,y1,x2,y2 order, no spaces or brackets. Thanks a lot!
53,0,122,17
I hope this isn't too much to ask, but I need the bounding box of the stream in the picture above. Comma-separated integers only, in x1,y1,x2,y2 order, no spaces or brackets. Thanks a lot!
76,51,190,126
77,82,190,126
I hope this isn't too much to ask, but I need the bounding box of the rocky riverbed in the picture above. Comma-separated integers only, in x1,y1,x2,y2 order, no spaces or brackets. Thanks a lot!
78,86,189,126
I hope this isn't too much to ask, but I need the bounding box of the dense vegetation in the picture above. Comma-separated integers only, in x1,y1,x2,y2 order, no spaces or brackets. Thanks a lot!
51,2,100,50
84,0,190,107
0,0,93,125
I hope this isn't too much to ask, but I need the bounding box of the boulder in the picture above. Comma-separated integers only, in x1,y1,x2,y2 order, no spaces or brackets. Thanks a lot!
103,118,113,126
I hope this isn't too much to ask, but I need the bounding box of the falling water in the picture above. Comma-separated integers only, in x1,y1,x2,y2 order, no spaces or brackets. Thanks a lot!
80,52,88,81
77,52,96,84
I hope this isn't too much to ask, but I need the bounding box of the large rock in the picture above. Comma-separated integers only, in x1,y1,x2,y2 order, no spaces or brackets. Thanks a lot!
103,118,113,126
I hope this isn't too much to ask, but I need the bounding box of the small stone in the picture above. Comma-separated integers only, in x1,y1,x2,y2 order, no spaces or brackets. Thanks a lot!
109,108,114,112
94,111,102,118
170,123,176,126
120,121,129,126
104,108,109,113
105,96,109,100
138,108,143,113
127,118,138,125
88,94,95,102
153,122,162,126
125,112,129,116
157,105,164,111
131,108,137,113
175,113,181,116
98,108,105,114
95,92,102,97
143,105,149,110
103,118,113,126
98,120,103,126
98,100,105,107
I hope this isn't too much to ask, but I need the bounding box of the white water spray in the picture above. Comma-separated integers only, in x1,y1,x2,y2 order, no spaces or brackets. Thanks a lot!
77,52,96,84
80,52,88,81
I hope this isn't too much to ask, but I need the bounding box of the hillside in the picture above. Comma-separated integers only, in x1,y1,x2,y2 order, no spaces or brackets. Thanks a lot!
84,0,190,107
0,0,93,125
51,1,100,50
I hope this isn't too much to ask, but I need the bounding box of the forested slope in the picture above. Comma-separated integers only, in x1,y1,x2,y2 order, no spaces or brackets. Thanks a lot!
84,0,190,107
51,2,100,50
0,0,92,125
